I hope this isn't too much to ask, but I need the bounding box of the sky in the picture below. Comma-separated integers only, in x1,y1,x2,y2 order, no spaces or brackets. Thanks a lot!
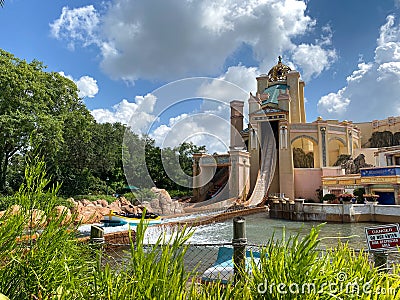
1,0,400,153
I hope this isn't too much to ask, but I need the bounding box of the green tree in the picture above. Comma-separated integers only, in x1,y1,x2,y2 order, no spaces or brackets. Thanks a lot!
369,131,394,147
393,132,400,146
293,147,314,168
0,49,93,194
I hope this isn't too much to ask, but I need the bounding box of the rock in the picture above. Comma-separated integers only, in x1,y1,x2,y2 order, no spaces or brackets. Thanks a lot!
107,201,122,213
66,197,77,207
97,207,111,216
149,188,184,215
121,204,136,214
28,209,46,227
97,199,108,207
52,205,72,225
138,204,152,213
76,206,103,224
9,204,21,215
80,199,91,206
119,197,131,206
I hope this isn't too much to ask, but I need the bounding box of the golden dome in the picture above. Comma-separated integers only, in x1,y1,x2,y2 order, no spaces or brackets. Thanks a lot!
268,56,291,82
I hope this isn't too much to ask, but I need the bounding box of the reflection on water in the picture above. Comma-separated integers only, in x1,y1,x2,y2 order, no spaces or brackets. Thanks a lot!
189,213,382,250
100,213,399,269
80,212,389,250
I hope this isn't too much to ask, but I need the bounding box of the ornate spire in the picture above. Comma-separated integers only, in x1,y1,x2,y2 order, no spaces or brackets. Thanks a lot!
267,56,291,82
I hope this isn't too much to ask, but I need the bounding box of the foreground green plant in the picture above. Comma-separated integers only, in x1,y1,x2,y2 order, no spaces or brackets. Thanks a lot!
0,155,92,299
246,225,400,299
0,155,399,299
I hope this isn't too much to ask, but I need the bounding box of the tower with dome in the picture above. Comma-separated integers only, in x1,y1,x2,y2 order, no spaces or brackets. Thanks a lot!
227,57,360,203
193,57,399,207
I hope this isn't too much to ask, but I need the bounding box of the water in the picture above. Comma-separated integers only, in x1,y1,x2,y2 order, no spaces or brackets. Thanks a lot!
80,212,383,250
95,212,399,272
189,213,381,250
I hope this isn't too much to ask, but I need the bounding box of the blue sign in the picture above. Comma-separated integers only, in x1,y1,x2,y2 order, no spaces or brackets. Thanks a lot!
360,167,400,177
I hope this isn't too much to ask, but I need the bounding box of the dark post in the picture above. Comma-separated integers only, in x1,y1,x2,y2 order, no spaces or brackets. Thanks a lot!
90,225,105,263
106,177,109,196
232,217,247,284
373,251,388,272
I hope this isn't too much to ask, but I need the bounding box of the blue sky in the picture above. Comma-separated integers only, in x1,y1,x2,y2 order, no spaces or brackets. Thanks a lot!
1,0,400,152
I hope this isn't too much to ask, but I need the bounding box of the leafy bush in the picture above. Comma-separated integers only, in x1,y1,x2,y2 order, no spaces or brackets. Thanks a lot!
322,193,337,201
168,189,192,199
0,196,12,211
74,194,117,203
353,187,366,203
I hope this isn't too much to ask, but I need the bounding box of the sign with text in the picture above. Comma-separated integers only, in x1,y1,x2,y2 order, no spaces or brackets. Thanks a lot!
365,224,400,251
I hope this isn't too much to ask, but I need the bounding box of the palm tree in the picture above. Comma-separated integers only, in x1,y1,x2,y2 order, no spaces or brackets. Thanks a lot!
0,1,4,7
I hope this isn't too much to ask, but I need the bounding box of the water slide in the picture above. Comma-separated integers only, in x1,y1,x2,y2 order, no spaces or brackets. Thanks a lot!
184,167,234,212
245,122,277,206
185,122,277,212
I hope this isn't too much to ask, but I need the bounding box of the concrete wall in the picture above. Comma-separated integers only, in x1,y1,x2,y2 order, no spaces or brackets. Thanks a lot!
294,168,322,201
269,199,400,223
353,148,378,166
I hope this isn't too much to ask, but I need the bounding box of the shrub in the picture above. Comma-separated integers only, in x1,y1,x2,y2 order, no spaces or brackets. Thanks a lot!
322,193,337,201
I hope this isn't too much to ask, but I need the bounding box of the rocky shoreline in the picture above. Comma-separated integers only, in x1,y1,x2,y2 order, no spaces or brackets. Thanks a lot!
0,188,187,225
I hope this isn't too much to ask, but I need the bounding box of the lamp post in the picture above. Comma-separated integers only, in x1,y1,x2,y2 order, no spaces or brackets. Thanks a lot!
106,177,109,196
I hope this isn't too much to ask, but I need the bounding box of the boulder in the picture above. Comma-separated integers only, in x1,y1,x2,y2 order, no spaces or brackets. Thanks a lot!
119,197,131,206
149,188,184,215
80,199,92,206
66,197,77,207
52,205,72,225
107,201,122,213
121,204,136,214
96,199,108,207
9,204,21,215
28,209,46,228
76,206,103,224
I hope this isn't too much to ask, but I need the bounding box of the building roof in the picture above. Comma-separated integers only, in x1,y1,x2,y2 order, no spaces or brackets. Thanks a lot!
267,56,291,82
261,84,288,105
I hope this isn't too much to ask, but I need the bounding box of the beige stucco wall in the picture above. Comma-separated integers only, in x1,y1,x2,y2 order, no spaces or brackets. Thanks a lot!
356,117,400,147
294,168,322,201
353,148,378,166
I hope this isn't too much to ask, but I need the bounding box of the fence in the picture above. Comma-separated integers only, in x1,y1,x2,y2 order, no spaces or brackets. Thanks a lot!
89,218,400,285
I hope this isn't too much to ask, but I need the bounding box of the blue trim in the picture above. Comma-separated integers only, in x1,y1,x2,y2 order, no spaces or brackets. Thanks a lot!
360,167,400,177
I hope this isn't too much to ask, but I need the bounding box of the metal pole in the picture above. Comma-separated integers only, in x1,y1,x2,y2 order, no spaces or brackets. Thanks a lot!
373,251,388,273
90,225,105,263
232,217,247,284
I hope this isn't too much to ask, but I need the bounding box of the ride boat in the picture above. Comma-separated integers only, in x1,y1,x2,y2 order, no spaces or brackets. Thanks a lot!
201,246,262,284
102,211,162,226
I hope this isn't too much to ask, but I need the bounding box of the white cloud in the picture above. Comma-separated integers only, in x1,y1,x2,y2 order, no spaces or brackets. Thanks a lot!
91,93,157,133
59,72,99,98
197,65,258,102
317,15,400,121
50,5,100,50
150,113,231,154
75,76,99,98
317,88,350,115
292,44,337,81
51,0,335,82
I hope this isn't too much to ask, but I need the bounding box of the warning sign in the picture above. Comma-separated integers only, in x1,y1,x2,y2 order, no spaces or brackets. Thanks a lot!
365,223,400,251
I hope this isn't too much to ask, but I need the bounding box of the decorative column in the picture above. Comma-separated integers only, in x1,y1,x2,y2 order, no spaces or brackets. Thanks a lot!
348,130,353,155
229,150,250,199
320,127,327,167
394,185,400,205
250,128,258,150
280,125,288,150
230,101,244,149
